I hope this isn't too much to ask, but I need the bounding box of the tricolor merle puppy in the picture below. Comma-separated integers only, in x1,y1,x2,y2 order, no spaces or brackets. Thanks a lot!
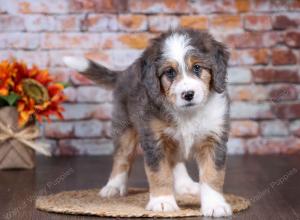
64,28,231,217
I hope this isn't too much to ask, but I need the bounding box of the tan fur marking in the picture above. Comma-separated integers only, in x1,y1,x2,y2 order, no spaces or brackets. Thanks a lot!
146,119,179,196
186,55,212,90
145,158,173,196
110,128,138,179
194,136,225,192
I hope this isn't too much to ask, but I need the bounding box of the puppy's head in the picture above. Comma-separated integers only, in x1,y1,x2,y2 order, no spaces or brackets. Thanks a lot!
141,29,229,111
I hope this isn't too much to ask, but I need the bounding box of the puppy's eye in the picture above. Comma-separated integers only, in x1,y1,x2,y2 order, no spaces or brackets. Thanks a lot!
164,68,176,80
193,64,202,76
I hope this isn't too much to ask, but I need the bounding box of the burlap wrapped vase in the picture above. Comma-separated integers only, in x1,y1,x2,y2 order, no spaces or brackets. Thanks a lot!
0,107,50,170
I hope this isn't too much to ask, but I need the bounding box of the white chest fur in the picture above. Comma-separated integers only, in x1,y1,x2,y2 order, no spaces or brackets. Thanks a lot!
164,93,227,158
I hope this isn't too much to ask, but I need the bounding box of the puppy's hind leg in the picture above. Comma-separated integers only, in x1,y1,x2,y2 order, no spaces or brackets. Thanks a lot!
99,128,138,198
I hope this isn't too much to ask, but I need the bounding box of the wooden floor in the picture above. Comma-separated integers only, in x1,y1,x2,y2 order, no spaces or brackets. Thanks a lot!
0,155,300,220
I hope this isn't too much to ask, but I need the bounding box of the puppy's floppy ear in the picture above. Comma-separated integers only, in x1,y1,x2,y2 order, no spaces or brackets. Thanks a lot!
141,59,161,100
211,42,229,93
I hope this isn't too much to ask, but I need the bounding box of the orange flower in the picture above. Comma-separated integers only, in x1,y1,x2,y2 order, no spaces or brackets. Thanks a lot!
0,60,66,127
0,61,14,96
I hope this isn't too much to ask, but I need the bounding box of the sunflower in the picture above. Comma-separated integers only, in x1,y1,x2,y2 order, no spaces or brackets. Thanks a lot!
0,60,66,127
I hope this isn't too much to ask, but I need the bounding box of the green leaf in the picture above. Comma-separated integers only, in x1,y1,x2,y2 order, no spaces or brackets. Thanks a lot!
0,92,20,106
57,82,71,88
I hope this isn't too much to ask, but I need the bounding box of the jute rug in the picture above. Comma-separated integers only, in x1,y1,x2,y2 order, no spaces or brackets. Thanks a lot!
36,188,250,218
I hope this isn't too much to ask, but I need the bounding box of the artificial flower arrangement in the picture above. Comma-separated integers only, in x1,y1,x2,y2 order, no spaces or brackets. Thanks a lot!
0,60,66,169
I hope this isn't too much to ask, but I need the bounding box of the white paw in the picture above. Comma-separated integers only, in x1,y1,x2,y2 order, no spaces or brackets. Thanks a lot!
146,195,179,212
200,183,232,217
99,184,127,198
99,172,128,198
175,180,199,195
201,200,232,217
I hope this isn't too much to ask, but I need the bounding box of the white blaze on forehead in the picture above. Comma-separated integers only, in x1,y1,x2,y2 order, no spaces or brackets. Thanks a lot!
163,33,193,69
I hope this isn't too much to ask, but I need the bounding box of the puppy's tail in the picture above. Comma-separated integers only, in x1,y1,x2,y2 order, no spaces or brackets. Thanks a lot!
63,56,118,89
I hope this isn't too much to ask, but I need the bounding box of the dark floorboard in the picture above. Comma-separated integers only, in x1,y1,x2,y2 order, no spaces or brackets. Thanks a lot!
0,155,300,220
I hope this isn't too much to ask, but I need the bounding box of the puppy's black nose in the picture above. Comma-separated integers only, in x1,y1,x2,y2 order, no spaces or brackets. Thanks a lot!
181,90,194,101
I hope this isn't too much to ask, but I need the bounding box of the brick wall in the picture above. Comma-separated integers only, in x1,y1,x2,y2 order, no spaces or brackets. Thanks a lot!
0,0,299,155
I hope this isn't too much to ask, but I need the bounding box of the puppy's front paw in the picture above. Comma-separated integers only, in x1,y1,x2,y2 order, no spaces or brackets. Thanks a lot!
99,173,128,198
202,200,232,217
175,180,199,195
99,184,127,198
200,183,232,217
146,195,179,212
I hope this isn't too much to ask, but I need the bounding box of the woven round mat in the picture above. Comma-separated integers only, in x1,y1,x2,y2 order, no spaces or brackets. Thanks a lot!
36,188,250,218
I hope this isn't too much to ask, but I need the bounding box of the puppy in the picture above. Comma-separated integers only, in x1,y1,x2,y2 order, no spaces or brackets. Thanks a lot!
64,28,231,217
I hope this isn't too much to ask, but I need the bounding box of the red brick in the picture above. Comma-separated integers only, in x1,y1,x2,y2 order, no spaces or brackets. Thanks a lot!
260,120,289,137
55,15,84,31
290,120,300,137
57,144,78,156
41,33,100,49
226,32,282,49
231,102,274,119
4,0,69,14
235,0,250,12
70,0,127,13
129,0,188,13
74,120,104,138
189,0,250,13
229,85,267,101
180,16,208,30
228,67,252,84
211,15,242,32
148,15,179,32
76,86,112,103
287,0,300,10
61,103,112,120
0,33,39,49
48,67,71,83
63,87,77,102
246,137,300,154
23,15,56,31
58,139,114,155
230,120,259,137
227,138,246,154
118,14,147,31
252,68,299,83
82,14,118,31
117,33,153,49
268,85,298,102
272,48,297,65
273,15,298,30
273,103,300,119
285,31,300,48
45,122,74,138
244,15,272,31
104,49,143,69
0,15,25,31
251,0,271,12
229,49,269,66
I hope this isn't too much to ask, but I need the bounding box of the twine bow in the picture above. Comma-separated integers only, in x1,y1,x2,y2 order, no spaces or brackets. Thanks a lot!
0,121,51,156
